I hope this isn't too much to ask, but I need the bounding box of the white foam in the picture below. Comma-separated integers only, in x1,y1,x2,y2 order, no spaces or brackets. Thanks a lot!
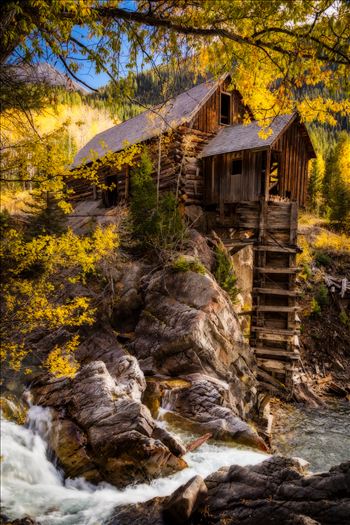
1,409,268,524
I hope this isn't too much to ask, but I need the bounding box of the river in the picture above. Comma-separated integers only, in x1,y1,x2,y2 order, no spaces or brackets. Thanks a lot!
0,406,267,525
1,401,349,524
271,400,350,472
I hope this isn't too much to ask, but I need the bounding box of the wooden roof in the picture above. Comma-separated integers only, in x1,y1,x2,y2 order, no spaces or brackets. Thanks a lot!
200,114,297,158
72,78,222,168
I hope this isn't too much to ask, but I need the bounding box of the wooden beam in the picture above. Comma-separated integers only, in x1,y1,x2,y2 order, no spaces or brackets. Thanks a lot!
251,326,300,336
258,359,293,372
264,148,271,201
255,267,301,274
254,245,297,253
255,305,300,313
253,287,298,296
254,347,300,359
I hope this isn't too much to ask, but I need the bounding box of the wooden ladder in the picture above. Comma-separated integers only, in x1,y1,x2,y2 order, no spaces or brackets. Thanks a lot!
250,201,300,396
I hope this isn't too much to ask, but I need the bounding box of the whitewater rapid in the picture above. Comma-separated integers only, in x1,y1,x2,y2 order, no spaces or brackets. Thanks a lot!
1,407,268,525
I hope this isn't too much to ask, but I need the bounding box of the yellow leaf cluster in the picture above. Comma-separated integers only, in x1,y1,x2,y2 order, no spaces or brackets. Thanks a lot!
1,224,119,374
314,231,350,254
44,335,80,378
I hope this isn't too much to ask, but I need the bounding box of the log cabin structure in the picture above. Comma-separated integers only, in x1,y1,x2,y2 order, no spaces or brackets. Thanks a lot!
72,74,316,395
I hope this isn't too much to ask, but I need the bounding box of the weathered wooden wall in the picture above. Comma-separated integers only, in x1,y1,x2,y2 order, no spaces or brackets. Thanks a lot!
191,86,245,134
272,120,311,206
68,81,311,209
204,149,264,205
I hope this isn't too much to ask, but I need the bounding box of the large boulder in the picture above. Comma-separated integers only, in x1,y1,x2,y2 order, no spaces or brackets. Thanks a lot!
132,268,256,389
201,456,350,525
31,360,186,487
162,374,266,450
163,475,207,524
107,458,350,525
48,409,101,482
131,267,260,447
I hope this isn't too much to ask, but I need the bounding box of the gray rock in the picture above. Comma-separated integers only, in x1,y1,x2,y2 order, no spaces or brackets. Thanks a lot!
163,374,266,450
107,458,350,525
163,475,207,524
132,268,256,392
201,456,350,525
111,262,144,333
31,361,187,487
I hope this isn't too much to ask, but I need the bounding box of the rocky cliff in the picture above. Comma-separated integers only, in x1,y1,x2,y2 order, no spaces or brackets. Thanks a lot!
28,232,266,487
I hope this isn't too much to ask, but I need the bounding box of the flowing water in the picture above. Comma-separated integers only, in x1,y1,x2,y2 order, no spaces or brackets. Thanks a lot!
271,400,350,472
1,406,267,525
2,401,349,524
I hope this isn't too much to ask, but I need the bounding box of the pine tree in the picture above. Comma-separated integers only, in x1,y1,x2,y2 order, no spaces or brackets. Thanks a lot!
26,191,67,239
325,132,350,232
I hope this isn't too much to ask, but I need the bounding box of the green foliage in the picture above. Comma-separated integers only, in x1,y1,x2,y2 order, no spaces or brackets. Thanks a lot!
308,128,350,233
315,251,332,268
26,191,67,239
326,132,350,232
310,297,321,316
214,244,239,303
339,310,349,327
315,284,329,308
172,256,206,275
130,149,186,253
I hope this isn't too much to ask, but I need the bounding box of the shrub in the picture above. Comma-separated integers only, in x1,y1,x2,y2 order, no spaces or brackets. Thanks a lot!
172,256,206,275
214,244,239,303
315,251,332,268
339,310,349,326
314,230,350,253
310,297,321,316
0,224,119,375
315,283,329,307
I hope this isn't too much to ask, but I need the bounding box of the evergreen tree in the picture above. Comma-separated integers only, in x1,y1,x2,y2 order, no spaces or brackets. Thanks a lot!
26,191,67,239
308,154,325,214
328,132,350,231
130,149,185,252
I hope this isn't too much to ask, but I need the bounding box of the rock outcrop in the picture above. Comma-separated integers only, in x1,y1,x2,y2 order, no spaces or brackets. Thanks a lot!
29,233,269,487
130,263,263,448
162,373,266,450
108,457,350,525
132,267,256,390
31,359,187,487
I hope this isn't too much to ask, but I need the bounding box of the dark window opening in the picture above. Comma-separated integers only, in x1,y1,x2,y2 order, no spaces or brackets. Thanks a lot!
269,151,280,196
103,175,119,207
232,159,242,175
220,92,231,125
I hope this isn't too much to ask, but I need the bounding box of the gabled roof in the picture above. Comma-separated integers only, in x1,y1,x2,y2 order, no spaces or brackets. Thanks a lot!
72,78,221,168
200,114,296,158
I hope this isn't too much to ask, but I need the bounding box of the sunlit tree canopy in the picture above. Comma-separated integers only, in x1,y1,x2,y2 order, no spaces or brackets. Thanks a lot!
1,0,349,125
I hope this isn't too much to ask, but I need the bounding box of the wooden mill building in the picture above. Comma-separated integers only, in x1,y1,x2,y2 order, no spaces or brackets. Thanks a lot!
72,74,316,394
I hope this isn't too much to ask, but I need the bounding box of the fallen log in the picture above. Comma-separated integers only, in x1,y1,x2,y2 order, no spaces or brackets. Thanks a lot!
185,433,212,453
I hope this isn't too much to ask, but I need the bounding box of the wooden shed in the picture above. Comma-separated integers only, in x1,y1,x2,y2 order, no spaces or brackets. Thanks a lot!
201,113,315,207
71,76,315,210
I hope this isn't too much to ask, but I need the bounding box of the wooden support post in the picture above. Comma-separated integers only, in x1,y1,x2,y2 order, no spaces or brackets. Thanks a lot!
125,165,130,200
265,148,271,202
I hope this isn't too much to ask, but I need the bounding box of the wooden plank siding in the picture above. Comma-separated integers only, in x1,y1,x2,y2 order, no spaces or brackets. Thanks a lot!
272,120,311,206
